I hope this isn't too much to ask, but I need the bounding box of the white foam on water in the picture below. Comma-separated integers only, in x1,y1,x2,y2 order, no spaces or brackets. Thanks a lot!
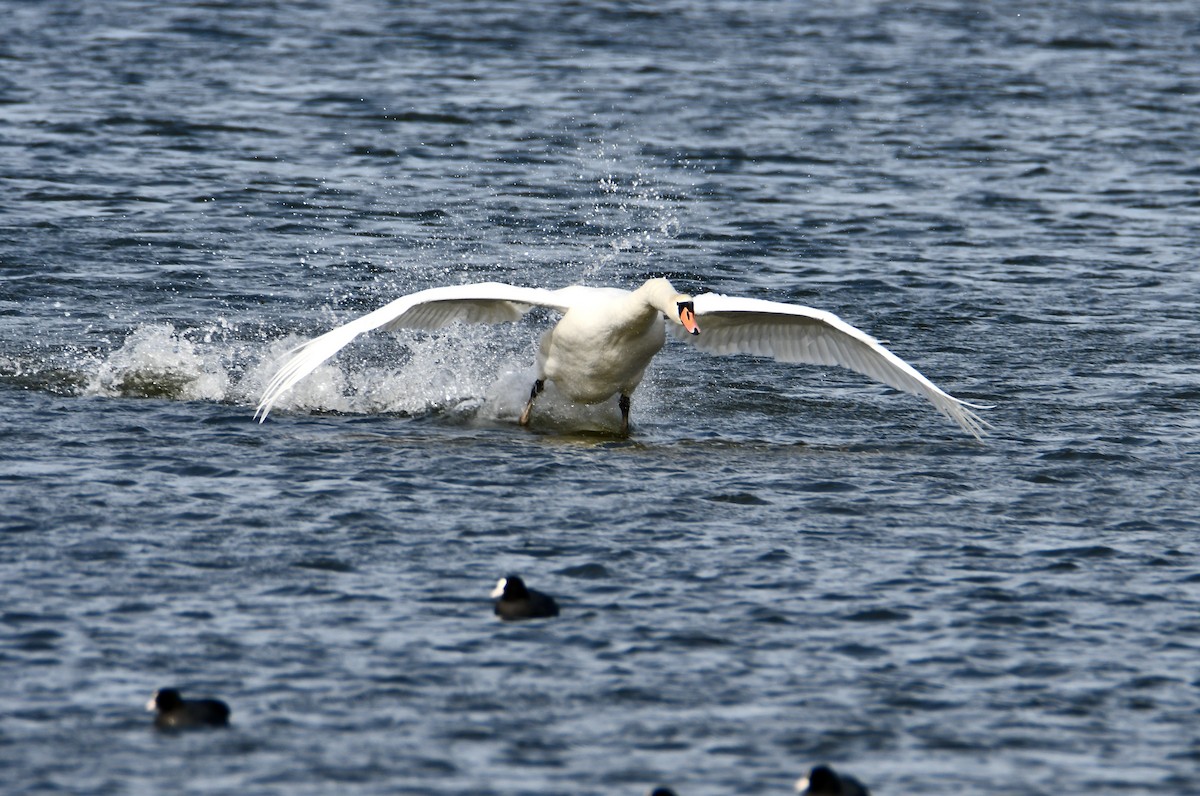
84,323,231,402
242,318,640,432
57,146,691,428
67,311,653,433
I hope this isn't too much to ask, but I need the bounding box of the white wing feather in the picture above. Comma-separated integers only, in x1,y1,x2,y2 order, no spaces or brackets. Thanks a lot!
677,292,991,439
255,282,576,422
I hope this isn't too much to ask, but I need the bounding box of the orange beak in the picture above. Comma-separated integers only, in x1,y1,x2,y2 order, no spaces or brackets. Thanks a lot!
678,303,700,335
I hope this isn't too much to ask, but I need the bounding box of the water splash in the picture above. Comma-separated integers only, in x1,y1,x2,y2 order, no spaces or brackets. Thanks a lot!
246,322,631,431
0,312,656,433
85,323,230,401
1,141,691,428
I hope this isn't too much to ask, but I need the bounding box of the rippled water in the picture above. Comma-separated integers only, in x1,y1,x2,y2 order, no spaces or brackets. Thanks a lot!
3,2,1199,794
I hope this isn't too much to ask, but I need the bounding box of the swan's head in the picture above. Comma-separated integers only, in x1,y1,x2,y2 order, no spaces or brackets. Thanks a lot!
675,300,699,335
642,278,700,335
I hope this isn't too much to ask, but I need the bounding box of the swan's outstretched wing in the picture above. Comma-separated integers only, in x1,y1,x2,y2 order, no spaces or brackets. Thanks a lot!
255,282,577,422
676,292,991,439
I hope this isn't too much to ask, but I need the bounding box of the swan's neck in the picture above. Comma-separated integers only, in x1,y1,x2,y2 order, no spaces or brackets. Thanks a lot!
635,277,686,315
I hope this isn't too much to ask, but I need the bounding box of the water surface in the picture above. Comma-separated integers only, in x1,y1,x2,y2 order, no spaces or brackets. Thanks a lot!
2,2,1199,794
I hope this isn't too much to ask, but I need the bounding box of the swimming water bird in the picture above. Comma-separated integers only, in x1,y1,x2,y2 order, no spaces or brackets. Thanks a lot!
255,278,989,438
146,688,231,730
795,764,871,796
491,574,560,620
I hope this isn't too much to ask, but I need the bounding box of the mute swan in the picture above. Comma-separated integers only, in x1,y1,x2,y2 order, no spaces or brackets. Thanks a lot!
255,278,989,438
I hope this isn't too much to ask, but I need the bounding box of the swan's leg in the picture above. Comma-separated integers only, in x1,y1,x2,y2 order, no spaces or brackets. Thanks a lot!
619,394,631,435
519,379,544,426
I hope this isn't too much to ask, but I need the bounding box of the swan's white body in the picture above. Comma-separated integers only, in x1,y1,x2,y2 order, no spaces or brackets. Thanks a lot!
255,278,990,438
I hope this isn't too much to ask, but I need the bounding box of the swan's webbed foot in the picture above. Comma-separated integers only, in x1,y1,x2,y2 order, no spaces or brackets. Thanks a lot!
519,379,545,427
619,394,631,436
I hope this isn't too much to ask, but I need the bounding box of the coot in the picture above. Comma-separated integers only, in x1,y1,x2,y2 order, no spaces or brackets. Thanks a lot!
491,575,559,620
146,688,230,730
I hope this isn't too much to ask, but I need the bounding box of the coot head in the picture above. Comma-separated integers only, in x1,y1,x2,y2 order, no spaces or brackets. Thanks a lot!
491,575,530,600
148,687,185,712
795,764,870,796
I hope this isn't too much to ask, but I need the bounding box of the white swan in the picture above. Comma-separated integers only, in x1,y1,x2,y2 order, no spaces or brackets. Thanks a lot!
255,278,990,438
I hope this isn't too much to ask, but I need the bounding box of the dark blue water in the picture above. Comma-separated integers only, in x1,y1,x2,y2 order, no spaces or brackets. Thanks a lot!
3,2,1199,794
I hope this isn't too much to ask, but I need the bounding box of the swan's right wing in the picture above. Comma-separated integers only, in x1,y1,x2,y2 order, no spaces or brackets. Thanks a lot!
255,282,577,422
677,292,991,439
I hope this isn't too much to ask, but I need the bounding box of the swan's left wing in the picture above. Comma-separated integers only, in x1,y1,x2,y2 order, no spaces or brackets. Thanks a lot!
255,282,578,422
674,292,991,439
